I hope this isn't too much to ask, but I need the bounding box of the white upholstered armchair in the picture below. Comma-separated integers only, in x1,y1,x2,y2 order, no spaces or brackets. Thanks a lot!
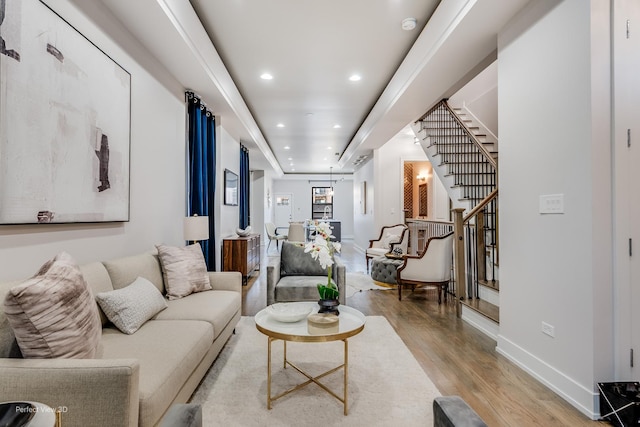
396,232,454,303
265,222,287,251
365,224,409,272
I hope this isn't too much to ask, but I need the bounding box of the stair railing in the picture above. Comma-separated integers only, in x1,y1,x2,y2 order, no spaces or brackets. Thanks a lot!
419,99,497,169
418,99,499,316
405,219,454,255
452,190,499,317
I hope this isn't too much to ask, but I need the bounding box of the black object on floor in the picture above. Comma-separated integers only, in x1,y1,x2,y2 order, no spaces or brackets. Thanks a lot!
433,396,488,427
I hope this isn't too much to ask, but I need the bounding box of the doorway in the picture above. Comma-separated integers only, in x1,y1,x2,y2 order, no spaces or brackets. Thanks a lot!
274,193,293,230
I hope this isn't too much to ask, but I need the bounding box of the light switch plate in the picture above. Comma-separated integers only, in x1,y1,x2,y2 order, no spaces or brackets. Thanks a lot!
539,194,564,214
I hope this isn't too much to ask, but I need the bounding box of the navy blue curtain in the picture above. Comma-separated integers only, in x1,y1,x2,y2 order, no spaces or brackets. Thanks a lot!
186,92,216,270
239,145,250,230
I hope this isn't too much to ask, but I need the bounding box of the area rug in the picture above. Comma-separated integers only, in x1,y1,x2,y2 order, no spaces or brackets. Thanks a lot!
191,316,440,426
345,272,391,298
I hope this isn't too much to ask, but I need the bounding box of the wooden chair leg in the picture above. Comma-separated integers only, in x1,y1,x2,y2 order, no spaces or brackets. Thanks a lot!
398,282,402,300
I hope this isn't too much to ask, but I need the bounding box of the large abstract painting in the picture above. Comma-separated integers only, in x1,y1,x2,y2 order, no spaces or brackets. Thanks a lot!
0,0,131,224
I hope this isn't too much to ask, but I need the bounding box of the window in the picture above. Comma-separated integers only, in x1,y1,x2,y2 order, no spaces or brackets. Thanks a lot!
311,187,333,219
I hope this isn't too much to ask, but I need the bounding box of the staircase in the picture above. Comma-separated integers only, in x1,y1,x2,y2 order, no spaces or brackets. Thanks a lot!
411,99,500,340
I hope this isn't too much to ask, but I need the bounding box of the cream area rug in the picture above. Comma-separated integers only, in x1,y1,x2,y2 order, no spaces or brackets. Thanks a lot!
345,272,390,298
190,316,441,426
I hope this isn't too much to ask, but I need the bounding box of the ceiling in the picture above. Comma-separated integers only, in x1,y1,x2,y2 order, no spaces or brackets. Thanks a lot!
97,0,531,176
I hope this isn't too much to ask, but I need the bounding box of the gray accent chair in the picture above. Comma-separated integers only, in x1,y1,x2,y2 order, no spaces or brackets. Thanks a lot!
267,241,346,306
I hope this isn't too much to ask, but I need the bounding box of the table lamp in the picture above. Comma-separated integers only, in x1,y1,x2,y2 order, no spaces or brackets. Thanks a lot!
184,215,209,243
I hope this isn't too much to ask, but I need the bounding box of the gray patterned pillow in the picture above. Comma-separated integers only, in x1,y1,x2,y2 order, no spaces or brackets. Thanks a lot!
96,276,168,334
156,244,211,300
3,252,102,359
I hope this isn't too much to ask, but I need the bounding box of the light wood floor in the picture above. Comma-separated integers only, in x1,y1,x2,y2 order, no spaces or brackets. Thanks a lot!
242,241,606,426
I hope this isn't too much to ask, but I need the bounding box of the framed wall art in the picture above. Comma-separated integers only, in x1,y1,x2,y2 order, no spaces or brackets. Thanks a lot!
0,0,131,224
224,169,238,206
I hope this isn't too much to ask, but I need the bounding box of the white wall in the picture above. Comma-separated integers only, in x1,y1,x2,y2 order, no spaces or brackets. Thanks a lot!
374,134,449,229
272,176,354,239
0,0,187,281
497,0,613,418
449,61,498,139
353,159,375,252
0,0,247,278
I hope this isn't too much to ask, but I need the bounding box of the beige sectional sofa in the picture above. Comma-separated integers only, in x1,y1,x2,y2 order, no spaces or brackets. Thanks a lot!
0,250,242,427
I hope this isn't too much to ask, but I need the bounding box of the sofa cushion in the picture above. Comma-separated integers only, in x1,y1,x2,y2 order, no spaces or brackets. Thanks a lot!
79,262,115,326
103,251,165,293
156,244,211,300
3,252,101,358
280,241,329,276
101,320,213,427
274,276,326,302
96,277,168,334
154,290,240,340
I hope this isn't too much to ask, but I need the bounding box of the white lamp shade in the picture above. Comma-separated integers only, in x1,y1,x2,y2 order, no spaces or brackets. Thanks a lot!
184,215,209,241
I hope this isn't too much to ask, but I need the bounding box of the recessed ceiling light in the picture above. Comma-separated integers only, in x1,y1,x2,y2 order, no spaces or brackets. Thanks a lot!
287,157,292,160
291,168,295,171
284,146,290,150
260,73,273,80
327,146,332,150
333,124,341,129
276,123,285,128
402,18,417,31
289,162,294,166
349,74,361,82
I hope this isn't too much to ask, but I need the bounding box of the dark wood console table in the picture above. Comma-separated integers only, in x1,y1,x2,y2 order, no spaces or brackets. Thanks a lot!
222,234,260,285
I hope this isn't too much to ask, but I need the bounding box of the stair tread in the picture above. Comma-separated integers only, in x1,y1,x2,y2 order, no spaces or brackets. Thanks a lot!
461,298,500,323
478,279,500,291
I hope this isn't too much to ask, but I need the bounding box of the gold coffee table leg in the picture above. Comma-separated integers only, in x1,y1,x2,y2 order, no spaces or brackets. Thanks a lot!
344,338,348,415
283,340,287,368
267,337,273,409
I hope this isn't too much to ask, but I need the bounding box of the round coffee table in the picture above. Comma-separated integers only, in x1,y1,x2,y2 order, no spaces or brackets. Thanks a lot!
255,302,365,415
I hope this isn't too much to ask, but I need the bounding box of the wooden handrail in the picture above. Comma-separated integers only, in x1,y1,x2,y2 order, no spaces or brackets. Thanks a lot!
415,98,449,123
441,101,498,169
415,99,497,169
463,189,498,223
452,208,466,317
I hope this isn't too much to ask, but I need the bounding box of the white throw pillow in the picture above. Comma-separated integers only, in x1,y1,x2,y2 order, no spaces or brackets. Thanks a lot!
382,233,401,250
156,244,211,300
96,277,168,334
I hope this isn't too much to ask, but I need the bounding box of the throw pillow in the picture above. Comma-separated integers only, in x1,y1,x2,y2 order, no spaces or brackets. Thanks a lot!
3,252,102,359
382,233,401,249
156,244,211,300
96,276,168,334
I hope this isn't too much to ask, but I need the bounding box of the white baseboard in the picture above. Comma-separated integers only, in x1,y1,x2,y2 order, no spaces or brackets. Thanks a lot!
496,335,599,420
478,285,499,306
461,305,499,341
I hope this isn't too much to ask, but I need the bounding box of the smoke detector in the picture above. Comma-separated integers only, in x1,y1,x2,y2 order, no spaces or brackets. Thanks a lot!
402,18,417,31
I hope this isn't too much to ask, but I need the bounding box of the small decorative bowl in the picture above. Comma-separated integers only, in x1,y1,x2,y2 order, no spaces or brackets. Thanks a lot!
236,226,251,237
267,303,313,323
